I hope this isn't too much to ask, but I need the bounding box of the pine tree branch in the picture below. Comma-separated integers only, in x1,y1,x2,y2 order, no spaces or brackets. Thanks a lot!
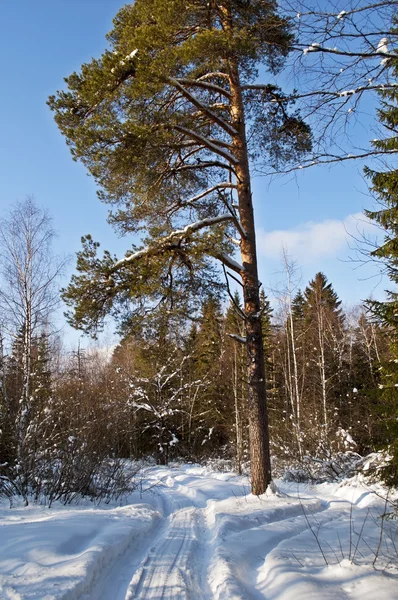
168,183,238,214
176,78,231,99
172,160,236,174
110,214,234,273
197,72,230,81
172,125,238,164
168,78,236,137
227,333,247,344
216,252,244,275
221,264,246,323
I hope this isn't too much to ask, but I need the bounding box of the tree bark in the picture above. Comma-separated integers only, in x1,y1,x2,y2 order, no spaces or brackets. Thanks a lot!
228,61,272,495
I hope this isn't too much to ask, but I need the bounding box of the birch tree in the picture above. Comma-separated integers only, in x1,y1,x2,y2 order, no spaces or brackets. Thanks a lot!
0,198,64,492
49,0,311,493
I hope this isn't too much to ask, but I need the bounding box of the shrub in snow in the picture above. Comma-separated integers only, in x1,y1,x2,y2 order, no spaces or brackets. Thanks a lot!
282,450,363,483
354,450,397,487
0,451,140,506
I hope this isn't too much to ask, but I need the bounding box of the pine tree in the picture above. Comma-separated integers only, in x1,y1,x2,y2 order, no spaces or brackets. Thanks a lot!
49,0,311,493
364,53,398,483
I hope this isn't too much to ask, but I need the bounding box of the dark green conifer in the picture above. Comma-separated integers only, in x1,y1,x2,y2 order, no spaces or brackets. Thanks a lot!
304,273,343,320
292,290,305,322
364,52,398,483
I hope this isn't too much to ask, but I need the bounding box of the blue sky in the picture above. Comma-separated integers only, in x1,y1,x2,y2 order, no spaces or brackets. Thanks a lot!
0,1,388,342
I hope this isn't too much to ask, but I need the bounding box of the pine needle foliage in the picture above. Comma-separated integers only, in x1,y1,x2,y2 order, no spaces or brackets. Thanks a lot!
48,0,310,334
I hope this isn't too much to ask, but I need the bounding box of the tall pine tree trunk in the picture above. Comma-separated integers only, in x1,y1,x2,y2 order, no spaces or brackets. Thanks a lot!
228,60,272,495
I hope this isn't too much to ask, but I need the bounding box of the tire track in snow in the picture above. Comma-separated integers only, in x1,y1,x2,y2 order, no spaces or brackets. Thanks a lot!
207,494,365,600
127,506,210,600
207,495,330,600
83,475,213,600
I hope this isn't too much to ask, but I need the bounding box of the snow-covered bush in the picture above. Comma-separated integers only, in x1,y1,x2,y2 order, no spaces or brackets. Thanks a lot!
282,450,363,483
0,454,139,506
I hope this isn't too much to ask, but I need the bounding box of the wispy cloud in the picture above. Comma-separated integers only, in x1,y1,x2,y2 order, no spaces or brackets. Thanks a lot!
257,213,379,264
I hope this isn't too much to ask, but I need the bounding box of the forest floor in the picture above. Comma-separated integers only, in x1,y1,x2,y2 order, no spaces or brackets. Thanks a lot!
0,464,397,600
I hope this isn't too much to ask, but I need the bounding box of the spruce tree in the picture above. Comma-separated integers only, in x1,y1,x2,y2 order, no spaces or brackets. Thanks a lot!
364,54,398,483
259,288,273,360
49,0,311,493
193,296,228,451
292,290,305,321
303,273,344,449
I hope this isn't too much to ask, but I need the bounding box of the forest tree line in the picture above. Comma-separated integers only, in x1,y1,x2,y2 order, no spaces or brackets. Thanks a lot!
0,211,395,502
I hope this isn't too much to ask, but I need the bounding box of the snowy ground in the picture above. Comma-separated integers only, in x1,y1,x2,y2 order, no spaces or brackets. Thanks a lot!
0,464,397,600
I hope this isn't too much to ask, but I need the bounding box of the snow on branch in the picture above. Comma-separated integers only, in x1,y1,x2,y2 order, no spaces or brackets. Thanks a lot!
216,252,244,275
176,78,231,99
197,72,230,81
296,2,395,20
227,333,247,344
110,214,234,272
298,44,396,60
244,82,398,101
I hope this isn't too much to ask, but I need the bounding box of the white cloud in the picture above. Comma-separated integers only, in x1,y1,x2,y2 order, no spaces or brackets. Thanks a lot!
257,213,378,263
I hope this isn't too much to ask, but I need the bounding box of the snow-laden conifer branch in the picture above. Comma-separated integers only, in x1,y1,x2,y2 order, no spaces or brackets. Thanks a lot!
216,253,244,275
208,103,229,111
175,78,231,99
110,214,234,272
168,78,236,137
227,333,247,344
172,125,238,164
197,72,230,81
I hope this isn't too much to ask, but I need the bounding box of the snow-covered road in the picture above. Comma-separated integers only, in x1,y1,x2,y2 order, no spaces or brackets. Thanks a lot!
0,465,397,600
